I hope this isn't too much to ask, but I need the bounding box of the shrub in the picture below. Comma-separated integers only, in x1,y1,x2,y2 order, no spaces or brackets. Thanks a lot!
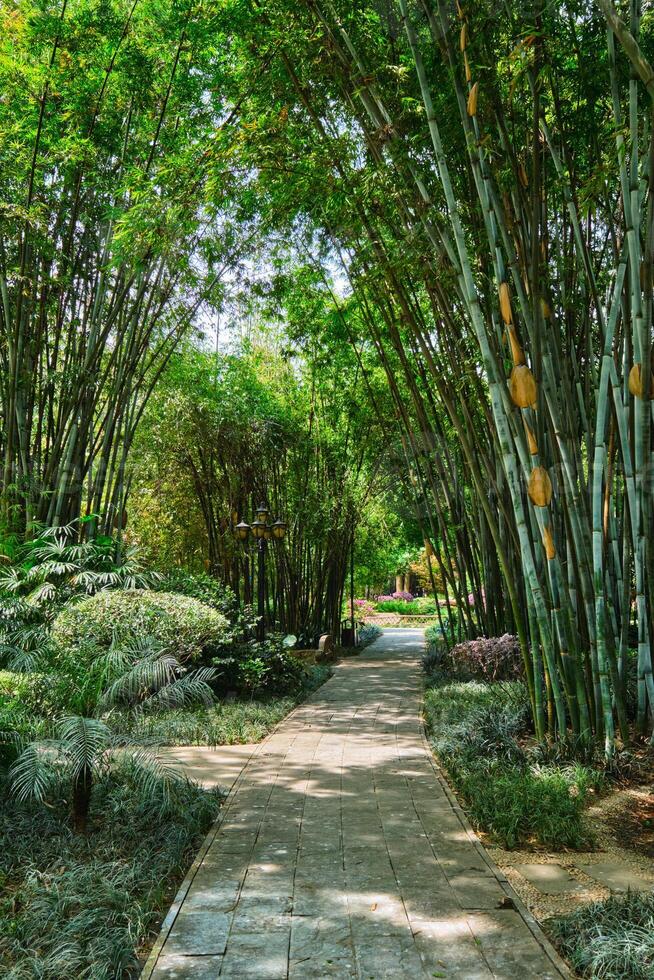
424,623,441,645
154,570,239,618
0,761,220,979
352,598,376,621
412,596,437,613
392,590,414,601
551,892,654,979
445,633,523,681
424,624,447,673
424,678,592,849
376,599,419,614
52,589,229,664
213,633,306,696
0,678,50,767
357,622,383,646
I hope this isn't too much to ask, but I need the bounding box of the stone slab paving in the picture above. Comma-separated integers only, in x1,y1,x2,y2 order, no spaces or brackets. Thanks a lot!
159,744,260,793
143,629,569,980
517,864,585,896
576,862,654,894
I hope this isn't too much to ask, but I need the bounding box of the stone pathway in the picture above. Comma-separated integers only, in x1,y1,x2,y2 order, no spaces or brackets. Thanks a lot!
143,629,568,979
160,744,260,793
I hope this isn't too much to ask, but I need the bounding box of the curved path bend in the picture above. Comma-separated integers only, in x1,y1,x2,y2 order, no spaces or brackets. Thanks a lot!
144,629,569,979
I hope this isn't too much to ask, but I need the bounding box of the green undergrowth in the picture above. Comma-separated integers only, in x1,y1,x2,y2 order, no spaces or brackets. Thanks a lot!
424,674,601,850
111,664,331,746
0,760,220,979
551,892,654,979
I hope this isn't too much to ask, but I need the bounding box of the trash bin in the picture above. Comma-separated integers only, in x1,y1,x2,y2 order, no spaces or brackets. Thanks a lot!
340,618,357,647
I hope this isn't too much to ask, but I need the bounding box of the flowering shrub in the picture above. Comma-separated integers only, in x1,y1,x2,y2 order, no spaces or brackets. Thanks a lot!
353,598,376,621
392,591,414,602
375,594,395,604
445,634,523,681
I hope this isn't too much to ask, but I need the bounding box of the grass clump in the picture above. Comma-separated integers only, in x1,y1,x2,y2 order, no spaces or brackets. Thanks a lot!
116,697,297,745
111,664,331,746
356,623,383,646
551,892,654,979
424,678,596,849
0,761,220,979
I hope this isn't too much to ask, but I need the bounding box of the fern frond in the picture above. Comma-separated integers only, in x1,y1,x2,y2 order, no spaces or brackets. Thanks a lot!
138,668,216,714
9,742,59,802
100,651,180,710
57,716,112,779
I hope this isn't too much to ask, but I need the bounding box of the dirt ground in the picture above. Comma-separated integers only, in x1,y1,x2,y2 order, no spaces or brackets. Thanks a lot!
487,779,654,924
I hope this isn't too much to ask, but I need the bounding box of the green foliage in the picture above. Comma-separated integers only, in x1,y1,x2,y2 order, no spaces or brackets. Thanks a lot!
0,0,242,531
212,633,307,696
5,634,216,829
52,589,228,666
0,524,158,670
424,678,594,849
113,665,331,745
155,570,239,618
424,613,461,656
0,673,50,766
356,623,383,646
376,599,422,614
551,892,654,979
0,761,220,979
128,331,412,641
424,624,441,647
444,761,592,851
424,678,530,727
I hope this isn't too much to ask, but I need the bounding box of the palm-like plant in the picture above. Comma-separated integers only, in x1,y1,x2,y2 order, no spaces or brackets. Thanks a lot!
0,521,160,670
0,521,160,601
8,635,216,832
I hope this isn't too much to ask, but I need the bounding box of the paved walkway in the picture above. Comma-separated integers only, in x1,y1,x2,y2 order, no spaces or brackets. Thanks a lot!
144,630,568,979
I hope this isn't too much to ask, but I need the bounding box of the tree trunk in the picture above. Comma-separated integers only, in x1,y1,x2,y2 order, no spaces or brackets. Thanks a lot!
72,765,93,833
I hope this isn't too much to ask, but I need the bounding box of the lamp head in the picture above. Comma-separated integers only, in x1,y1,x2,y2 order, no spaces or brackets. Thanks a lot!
255,502,270,524
272,519,287,540
235,520,250,541
251,519,266,539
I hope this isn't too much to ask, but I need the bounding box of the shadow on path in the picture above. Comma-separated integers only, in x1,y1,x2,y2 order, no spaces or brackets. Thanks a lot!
143,629,569,979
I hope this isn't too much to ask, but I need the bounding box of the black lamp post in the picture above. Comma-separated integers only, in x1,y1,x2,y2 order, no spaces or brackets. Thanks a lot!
234,504,287,642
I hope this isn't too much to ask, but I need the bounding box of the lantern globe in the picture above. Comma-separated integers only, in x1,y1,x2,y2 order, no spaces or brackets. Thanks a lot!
256,503,270,524
251,519,266,539
235,520,250,541
272,519,287,540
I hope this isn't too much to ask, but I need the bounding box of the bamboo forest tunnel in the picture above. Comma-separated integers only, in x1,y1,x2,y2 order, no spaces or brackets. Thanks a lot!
2,0,654,756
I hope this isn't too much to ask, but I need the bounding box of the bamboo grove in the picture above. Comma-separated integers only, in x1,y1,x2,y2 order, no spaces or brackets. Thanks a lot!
224,0,654,752
131,340,391,644
0,0,242,534
3,0,654,752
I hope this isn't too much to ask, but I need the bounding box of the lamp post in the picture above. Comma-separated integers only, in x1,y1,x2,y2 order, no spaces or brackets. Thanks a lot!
234,504,287,642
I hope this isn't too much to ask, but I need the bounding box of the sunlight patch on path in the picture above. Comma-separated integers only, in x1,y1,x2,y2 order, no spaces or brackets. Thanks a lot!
158,744,259,793
143,629,569,979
